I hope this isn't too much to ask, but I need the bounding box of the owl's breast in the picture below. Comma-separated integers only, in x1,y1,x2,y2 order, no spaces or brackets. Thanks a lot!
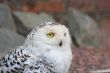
43,49,72,73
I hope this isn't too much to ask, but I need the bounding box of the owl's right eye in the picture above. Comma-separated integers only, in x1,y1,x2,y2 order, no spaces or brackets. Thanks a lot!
47,32,55,38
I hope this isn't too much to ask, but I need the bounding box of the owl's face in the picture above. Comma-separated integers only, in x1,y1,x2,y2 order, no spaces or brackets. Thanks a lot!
24,22,71,48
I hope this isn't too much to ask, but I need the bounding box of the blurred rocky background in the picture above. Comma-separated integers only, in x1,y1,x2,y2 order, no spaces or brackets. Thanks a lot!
0,0,110,73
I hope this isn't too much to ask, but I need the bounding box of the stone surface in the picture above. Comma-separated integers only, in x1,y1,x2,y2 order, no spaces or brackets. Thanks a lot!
0,4,16,32
13,12,55,36
68,8,102,47
0,28,25,59
13,12,55,29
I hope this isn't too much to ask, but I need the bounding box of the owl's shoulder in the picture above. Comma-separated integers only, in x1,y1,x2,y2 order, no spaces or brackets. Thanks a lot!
0,46,32,72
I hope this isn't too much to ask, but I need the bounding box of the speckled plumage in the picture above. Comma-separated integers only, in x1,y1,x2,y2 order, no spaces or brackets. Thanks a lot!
0,22,72,73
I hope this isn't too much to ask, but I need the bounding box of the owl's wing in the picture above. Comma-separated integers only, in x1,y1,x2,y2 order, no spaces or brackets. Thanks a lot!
0,46,32,73
23,58,46,73
0,46,56,73
23,57,56,73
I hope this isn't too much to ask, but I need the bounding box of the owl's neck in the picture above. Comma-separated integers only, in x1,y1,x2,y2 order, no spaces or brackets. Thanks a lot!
36,41,71,52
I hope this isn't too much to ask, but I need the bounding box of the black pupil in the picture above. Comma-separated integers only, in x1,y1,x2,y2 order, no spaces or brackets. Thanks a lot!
49,34,52,36
49,33,54,36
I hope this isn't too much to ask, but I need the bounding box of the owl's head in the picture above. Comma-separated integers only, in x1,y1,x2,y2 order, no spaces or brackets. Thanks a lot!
24,22,71,49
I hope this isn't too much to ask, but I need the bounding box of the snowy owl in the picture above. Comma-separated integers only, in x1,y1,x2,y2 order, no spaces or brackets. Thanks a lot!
0,22,72,73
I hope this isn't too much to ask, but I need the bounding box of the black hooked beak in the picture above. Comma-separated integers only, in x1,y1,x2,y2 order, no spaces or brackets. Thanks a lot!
59,41,62,47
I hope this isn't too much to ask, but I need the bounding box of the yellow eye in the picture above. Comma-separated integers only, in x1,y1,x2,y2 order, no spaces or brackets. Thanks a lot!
47,32,54,38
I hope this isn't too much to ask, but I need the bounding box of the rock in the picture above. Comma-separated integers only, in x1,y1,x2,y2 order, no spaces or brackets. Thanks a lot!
68,8,102,47
13,12,55,36
0,28,25,59
0,4,16,32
